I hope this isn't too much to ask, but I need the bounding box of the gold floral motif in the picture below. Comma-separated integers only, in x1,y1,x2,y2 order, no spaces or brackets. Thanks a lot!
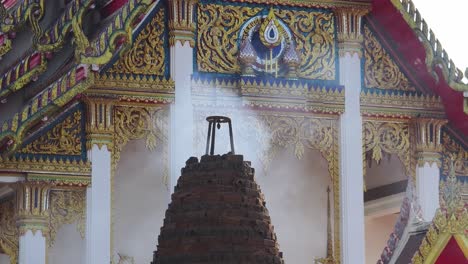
114,106,170,187
411,164,468,263
275,10,335,80
108,8,166,75
19,111,82,155
197,4,260,73
441,132,468,177
363,120,411,176
0,198,18,264
364,26,416,91
48,190,86,247
196,4,336,80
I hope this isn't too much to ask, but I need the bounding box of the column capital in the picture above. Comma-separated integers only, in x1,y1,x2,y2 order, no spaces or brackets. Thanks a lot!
412,117,448,168
14,181,53,236
168,0,198,48
334,7,370,58
84,97,115,150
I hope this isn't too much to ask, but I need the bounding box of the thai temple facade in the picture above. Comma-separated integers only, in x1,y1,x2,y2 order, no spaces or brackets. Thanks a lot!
0,0,466,263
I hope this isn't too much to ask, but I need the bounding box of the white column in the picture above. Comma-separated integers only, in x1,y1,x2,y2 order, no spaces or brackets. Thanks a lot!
86,144,111,264
416,162,440,221
170,41,194,194
19,230,46,264
339,51,366,264
412,118,446,222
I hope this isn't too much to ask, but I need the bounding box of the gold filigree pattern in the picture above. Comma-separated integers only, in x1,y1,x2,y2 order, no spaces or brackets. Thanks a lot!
196,4,336,80
48,190,86,247
114,106,170,187
276,10,335,79
0,198,18,264
363,121,411,176
197,4,260,73
108,8,166,75
364,26,416,91
19,110,82,155
441,132,468,177
412,164,468,264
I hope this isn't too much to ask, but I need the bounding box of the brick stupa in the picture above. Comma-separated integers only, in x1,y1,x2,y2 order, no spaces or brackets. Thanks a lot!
151,154,284,264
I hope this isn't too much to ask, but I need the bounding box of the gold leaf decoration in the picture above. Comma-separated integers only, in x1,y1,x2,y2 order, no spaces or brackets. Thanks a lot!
197,4,261,73
364,26,416,91
441,132,468,177
48,190,86,247
108,8,166,75
0,198,18,264
113,106,169,188
363,121,411,176
19,111,82,155
276,9,335,80
197,4,336,80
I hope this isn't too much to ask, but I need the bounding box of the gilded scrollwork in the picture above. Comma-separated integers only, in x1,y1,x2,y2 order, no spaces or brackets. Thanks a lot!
19,111,82,155
196,4,336,80
113,106,170,187
48,190,86,247
108,8,166,75
276,9,335,80
364,26,416,91
363,121,411,176
197,4,261,73
441,132,468,177
0,198,18,264
412,163,467,264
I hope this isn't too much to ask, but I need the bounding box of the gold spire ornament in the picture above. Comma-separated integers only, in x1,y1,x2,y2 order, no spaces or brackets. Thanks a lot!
259,8,282,49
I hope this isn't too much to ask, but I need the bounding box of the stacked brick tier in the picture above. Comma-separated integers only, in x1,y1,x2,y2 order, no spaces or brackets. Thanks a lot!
152,154,284,264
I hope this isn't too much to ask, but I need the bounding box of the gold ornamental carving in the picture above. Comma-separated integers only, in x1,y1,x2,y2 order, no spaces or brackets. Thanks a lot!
15,181,53,236
168,0,198,47
197,4,336,80
411,163,468,264
334,7,370,57
0,198,18,264
114,106,170,187
108,8,166,75
412,118,447,168
48,190,86,247
364,26,416,91
363,120,411,176
85,98,115,150
18,111,82,155
441,132,468,177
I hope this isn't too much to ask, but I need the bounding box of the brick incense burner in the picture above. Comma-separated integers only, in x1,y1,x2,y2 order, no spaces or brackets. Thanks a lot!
151,154,284,264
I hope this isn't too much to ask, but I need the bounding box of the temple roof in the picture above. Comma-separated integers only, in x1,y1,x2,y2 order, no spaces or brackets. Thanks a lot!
0,0,158,154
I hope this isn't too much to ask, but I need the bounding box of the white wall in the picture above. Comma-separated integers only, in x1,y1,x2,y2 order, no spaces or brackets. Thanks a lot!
113,139,169,263
48,223,84,264
255,148,330,264
0,254,10,264
365,213,400,264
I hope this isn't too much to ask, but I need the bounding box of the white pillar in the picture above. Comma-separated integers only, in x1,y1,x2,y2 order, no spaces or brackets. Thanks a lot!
169,41,194,194
416,162,440,221
339,51,366,264
15,181,51,264
86,144,111,264
413,118,446,222
19,230,46,264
